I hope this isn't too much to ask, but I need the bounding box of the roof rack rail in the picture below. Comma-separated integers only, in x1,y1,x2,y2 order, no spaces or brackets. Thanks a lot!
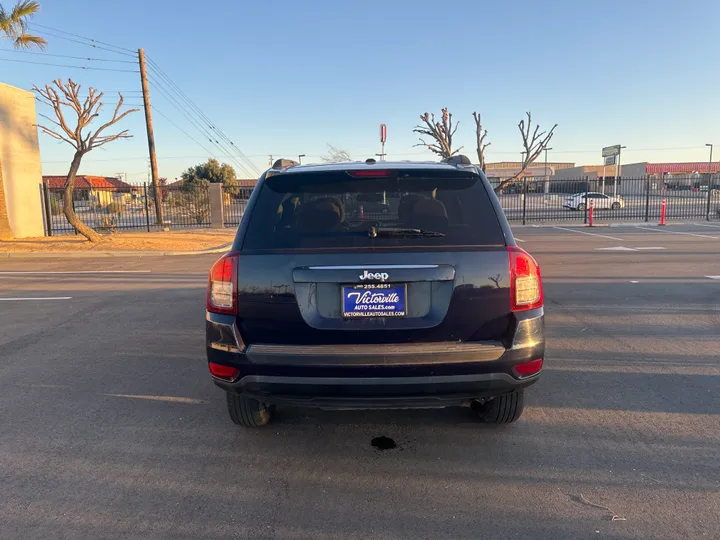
441,155,473,167
272,158,300,170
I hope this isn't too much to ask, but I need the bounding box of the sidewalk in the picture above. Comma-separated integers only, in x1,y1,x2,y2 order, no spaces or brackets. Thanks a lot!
0,229,234,258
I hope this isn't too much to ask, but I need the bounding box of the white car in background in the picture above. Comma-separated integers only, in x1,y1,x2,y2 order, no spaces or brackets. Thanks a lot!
563,192,625,211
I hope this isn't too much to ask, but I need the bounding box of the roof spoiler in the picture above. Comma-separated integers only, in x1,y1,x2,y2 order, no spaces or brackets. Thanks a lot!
441,155,473,167
272,159,300,170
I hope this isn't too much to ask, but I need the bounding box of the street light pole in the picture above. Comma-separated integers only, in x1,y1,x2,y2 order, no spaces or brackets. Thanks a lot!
706,143,714,221
298,154,306,165
544,146,553,200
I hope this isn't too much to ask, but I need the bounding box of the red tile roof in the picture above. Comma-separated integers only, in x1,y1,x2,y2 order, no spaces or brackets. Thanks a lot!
647,162,720,174
43,176,135,190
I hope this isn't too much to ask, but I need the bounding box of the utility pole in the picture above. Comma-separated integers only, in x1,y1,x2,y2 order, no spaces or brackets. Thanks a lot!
269,155,273,167
138,48,163,225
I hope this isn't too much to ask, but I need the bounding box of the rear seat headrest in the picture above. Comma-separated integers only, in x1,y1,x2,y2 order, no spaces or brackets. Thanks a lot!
296,198,345,231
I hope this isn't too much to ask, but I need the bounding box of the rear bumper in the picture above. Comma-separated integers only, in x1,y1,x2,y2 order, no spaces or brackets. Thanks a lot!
206,309,544,408
213,372,538,409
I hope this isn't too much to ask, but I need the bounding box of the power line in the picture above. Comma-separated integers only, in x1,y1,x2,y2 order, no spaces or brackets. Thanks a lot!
153,106,218,160
147,58,260,175
147,74,253,176
145,56,261,176
27,23,137,54
0,47,137,63
26,28,136,58
0,56,139,72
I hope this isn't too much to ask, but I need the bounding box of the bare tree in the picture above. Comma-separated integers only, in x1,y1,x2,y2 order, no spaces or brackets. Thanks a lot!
413,108,462,159
321,144,352,163
34,79,138,242
496,112,557,192
472,111,490,172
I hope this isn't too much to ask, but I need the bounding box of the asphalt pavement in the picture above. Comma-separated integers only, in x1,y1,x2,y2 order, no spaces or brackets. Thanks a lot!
1,224,718,540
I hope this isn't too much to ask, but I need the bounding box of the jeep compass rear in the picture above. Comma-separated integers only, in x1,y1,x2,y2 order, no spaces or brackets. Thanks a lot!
206,157,544,427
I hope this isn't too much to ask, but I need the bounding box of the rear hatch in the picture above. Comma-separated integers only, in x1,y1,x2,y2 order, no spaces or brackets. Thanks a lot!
235,167,513,346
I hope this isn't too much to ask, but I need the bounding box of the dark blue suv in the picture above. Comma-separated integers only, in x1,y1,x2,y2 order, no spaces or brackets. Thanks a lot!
206,157,544,427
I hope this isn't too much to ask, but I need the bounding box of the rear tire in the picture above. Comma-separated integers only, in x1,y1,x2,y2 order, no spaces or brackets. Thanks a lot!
226,392,274,427
576,203,586,212
611,202,621,210
475,390,525,424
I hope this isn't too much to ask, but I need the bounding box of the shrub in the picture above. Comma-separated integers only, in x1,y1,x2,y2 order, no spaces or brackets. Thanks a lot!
106,201,122,214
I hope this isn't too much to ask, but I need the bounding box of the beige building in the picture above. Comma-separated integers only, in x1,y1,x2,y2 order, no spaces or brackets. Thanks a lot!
0,83,45,237
484,161,575,180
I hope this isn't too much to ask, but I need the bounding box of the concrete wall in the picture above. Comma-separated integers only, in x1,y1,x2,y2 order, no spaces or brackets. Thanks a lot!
0,83,45,238
552,166,599,180
619,162,648,178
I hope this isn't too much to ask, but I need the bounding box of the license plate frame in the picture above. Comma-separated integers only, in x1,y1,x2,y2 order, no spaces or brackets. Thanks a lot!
341,283,407,318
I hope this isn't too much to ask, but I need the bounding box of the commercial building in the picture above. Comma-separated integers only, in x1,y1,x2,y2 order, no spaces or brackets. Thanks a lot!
484,161,575,181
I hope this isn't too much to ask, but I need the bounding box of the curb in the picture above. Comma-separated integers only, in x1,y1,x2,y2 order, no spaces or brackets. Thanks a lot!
0,243,232,259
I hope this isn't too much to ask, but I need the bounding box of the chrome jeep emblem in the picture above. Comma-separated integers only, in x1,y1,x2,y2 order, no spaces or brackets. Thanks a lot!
359,270,389,282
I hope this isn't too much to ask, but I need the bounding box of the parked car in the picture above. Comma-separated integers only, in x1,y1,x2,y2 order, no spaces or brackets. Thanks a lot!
205,156,545,427
563,192,624,211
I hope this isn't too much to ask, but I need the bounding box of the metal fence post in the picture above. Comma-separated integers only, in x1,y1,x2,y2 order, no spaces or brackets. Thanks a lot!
584,177,589,224
706,174,713,221
71,195,78,235
522,176,528,225
42,183,53,237
143,183,151,232
644,175,650,222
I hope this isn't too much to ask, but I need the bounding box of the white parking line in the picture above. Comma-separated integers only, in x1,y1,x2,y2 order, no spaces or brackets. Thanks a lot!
514,237,526,243
0,270,151,275
692,223,720,229
635,247,666,250
551,226,623,241
0,297,72,301
706,276,720,280
634,227,718,239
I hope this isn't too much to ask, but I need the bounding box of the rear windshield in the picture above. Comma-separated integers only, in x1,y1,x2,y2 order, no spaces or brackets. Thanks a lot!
241,169,505,250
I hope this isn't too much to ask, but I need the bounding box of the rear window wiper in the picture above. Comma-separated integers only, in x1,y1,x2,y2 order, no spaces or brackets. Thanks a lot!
368,227,445,238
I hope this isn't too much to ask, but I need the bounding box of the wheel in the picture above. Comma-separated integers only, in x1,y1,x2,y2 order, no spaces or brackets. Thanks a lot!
576,203,586,212
226,392,274,427
611,202,621,210
474,390,525,424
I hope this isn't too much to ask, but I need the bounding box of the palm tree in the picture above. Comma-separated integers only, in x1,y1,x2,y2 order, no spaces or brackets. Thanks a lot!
0,1,46,240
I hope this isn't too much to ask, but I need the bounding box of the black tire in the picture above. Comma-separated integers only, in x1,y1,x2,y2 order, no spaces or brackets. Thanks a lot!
576,203,586,212
226,392,274,427
611,202,621,210
475,390,525,424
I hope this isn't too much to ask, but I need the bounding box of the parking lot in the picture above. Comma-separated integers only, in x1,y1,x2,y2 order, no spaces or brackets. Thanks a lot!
1,224,719,540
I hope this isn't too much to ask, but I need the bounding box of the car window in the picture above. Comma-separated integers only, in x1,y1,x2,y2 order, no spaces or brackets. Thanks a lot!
241,169,506,250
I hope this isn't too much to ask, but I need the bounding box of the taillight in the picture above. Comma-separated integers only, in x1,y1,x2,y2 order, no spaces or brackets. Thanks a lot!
508,246,543,311
513,358,543,378
208,362,240,381
207,253,238,315
347,170,395,177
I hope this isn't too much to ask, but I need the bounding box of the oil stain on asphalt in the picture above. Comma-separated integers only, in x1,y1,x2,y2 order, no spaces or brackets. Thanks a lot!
371,436,397,450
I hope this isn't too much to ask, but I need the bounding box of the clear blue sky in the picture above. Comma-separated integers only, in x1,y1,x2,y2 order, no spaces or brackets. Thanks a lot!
1,0,718,182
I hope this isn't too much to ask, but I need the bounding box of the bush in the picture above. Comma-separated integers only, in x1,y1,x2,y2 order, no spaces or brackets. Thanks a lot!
106,201,122,214
49,196,63,215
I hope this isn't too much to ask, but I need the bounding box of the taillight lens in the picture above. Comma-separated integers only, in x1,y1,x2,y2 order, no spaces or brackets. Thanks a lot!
513,358,543,378
508,246,543,311
207,253,238,315
208,362,240,381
